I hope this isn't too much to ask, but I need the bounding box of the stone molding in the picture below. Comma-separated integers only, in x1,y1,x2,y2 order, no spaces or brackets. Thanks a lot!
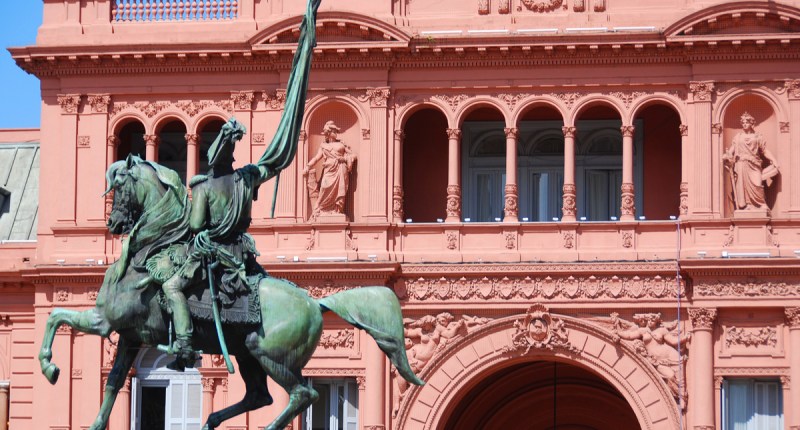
399,273,684,301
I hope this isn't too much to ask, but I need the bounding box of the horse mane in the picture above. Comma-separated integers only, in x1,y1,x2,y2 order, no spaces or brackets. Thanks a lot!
109,156,191,283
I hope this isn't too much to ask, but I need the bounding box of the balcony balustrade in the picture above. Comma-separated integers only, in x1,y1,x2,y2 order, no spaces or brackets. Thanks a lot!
112,0,239,22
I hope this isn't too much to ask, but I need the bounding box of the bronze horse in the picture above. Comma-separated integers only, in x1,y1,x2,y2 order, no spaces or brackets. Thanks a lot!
37,156,423,430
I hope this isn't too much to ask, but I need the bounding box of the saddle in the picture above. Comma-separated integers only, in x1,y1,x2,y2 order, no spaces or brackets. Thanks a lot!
148,244,262,326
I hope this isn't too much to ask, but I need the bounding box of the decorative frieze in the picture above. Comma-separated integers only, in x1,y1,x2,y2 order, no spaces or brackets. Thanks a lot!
57,94,82,114
696,281,800,297
175,100,213,117
400,273,683,301
318,329,355,350
724,326,777,348
504,304,578,355
556,92,581,110
134,101,170,118
609,92,645,109
688,308,717,330
263,89,286,110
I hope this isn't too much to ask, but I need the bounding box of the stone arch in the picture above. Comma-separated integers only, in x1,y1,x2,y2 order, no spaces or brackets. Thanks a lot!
396,100,451,130
395,312,680,430
712,85,788,125
629,94,687,126
512,97,567,125
110,112,149,136
152,111,191,134
665,1,800,38
455,98,509,127
248,11,411,46
189,110,230,135
570,96,625,125
304,94,369,133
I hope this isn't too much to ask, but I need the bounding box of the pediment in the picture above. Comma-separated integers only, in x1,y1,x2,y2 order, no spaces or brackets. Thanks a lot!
665,1,800,39
249,12,410,48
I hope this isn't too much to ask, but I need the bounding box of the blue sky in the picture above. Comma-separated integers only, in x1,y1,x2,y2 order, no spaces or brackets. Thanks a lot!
0,3,42,129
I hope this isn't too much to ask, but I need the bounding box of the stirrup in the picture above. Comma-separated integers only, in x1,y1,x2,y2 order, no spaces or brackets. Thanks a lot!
164,339,200,372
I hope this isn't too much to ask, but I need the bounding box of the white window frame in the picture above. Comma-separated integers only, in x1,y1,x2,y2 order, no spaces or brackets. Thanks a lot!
721,378,783,430
303,378,359,430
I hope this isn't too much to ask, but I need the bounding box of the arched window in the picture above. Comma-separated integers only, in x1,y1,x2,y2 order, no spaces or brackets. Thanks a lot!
402,108,448,223
158,120,188,183
116,120,146,161
461,107,505,222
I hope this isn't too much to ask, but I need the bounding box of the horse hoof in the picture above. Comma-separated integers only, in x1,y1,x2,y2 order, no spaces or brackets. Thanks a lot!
43,363,60,385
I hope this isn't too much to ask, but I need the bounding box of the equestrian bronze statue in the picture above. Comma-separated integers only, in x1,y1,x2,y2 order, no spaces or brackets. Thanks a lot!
36,1,424,429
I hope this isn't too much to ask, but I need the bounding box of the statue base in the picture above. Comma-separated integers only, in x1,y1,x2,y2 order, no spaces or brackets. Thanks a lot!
733,208,769,219
314,212,348,223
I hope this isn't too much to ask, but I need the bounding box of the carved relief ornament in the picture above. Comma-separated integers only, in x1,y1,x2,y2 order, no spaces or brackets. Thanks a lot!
724,326,777,348
621,183,635,216
689,81,715,102
520,0,564,13
786,308,800,328
360,88,390,107
446,184,461,219
318,329,355,349
231,91,255,110
263,89,287,110
87,94,111,113
696,281,800,298
503,304,579,355
785,79,800,100
392,185,404,221
504,183,518,219
688,308,717,330
435,94,469,112
57,94,81,114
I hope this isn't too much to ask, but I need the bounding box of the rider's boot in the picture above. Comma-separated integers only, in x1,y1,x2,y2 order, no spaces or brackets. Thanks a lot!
163,278,199,371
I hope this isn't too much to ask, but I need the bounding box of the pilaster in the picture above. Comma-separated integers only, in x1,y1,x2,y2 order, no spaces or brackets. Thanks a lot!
185,133,199,181
680,124,689,216
56,94,81,224
689,307,717,430
393,130,405,223
0,381,8,430
786,308,800,430
366,88,390,221
689,81,715,217
787,80,800,213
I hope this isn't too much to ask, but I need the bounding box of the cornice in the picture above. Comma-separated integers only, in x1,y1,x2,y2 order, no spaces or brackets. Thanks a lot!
401,262,678,276
680,258,800,277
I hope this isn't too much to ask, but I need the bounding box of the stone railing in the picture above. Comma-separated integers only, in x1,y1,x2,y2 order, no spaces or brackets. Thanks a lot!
112,0,239,22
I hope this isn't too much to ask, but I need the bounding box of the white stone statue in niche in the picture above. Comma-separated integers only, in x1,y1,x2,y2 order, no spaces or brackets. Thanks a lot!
303,121,357,220
722,112,780,213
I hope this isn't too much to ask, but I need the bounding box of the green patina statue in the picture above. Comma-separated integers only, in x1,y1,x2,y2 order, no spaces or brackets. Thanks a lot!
36,1,424,429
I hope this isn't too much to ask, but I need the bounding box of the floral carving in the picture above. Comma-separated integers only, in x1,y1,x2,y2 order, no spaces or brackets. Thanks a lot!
478,0,489,14
621,231,633,248
435,94,469,112
562,126,576,139
304,281,356,299
609,92,645,109
263,90,286,110
562,184,576,218
785,308,800,328
711,123,722,135
556,93,580,110
697,281,800,297
498,0,511,14
133,101,168,118
689,81,715,102
725,326,777,348
55,289,69,302
504,232,516,250
176,100,212,117
231,91,255,110
785,79,800,100
392,185,404,221
446,184,461,219
184,133,198,146
504,304,578,355
87,94,111,113
445,231,458,250
504,183,518,219
78,136,90,147
620,125,635,137
611,312,689,409
57,94,81,114
688,308,717,330
621,183,635,216
679,182,689,215
498,94,524,111
520,0,563,12
319,329,355,349
360,88,390,107
780,122,790,133
201,378,216,391
679,124,688,136
252,133,265,144
562,231,575,249
446,128,462,140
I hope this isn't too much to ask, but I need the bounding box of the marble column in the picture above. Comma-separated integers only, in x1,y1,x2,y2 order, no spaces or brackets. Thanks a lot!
393,130,405,223
786,308,800,430
689,81,715,217
620,125,636,221
364,336,386,429
144,134,158,162
679,124,689,216
446,128,462,222
504,127,519,222
0,381,8,430
688,308,717,430
185,133,199,181
562,126,577,222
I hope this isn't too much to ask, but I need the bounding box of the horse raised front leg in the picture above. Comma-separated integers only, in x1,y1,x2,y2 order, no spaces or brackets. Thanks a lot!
89,337,140,430
39,307,112,384
202,354,273,430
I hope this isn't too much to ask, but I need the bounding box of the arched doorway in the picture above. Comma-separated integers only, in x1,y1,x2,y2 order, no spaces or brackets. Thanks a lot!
442,360,639,430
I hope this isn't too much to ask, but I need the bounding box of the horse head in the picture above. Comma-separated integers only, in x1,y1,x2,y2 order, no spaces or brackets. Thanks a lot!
104,154,166,235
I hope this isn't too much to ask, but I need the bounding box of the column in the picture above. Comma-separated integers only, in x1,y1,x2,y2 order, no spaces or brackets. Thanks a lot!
689,81,715,217
366,88,391,221
364,337,387,429
504,128,519,222
620,125,636,221
108,376,132,430
201,377,216,426
787,80,800,213
688,308,717,430
144,134,158,162
446,128,462,222
393,130,405,223
562,126,577,222
786,308,800,430
711,123,722,216
0,381,8,430
185,133,199,180
679,124,689,216
56,94,81,224
106,136,118,219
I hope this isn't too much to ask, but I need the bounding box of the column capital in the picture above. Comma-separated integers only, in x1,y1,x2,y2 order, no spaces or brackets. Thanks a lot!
689,81,715,102
785,307,800,328
230,91,255,111
201,377,216,392
87,94,111,113
363,87,391,108
711,123,722,135
679,124,688,137
184,133,199,145
620,125,635,137
144,134,159,146
562,126,576,138
504,127,518,139
446,128,462,140
689,308,717,331
107,135,119,147
785,79,800,100
394,129,405,141
57,94,82,114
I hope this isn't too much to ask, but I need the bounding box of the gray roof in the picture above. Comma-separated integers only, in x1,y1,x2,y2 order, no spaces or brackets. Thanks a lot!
0,143,39,241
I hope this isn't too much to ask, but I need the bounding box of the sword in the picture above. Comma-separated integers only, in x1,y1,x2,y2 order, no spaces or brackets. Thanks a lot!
206,257,235,374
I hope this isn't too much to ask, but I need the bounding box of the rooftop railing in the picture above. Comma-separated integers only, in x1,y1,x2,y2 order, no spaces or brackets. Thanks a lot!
112,0,239,22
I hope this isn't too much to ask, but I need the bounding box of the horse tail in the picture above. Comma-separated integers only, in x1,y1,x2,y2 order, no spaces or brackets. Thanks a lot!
318,287,424,387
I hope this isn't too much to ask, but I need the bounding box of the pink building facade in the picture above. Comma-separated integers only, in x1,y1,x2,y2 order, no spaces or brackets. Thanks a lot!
2,0,800,428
